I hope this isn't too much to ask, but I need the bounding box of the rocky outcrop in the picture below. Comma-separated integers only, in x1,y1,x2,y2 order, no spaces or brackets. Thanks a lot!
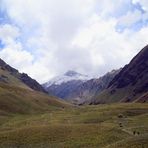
0,58,18,74
19,73,47,93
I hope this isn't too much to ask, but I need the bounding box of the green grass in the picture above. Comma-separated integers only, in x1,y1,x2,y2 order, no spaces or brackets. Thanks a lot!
0,68,71,115
0,103,147,148
0,69,30,89
0,84,71,115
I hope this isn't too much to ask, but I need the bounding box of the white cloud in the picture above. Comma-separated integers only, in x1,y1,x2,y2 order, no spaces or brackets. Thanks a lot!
132,0,148,22
0,24,33,71
0,24,20,44
133,0,148,10
0,45,33,69
117,10,142,28
0,0,148,83
72,14,148,76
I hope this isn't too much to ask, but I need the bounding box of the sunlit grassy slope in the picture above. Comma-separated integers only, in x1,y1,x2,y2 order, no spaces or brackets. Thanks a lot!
0,69,30,89
0,83,71,115
0,103,147,148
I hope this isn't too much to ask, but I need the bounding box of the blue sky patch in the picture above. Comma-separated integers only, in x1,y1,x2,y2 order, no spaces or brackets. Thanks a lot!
0,39,5,49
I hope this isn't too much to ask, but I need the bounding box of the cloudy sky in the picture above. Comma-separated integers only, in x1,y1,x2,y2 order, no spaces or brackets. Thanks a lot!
0,0,148,83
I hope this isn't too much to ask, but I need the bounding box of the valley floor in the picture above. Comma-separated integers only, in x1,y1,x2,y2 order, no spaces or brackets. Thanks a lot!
0,103,148,148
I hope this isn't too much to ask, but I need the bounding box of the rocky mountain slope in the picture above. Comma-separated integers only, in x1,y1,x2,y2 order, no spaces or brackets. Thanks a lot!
68,69,121,104
93,45,148,104
0,58,46,93
43,71,91,100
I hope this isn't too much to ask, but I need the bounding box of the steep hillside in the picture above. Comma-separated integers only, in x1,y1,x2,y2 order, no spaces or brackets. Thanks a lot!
0,84,70,114
0,58,71,114
93,45,148,104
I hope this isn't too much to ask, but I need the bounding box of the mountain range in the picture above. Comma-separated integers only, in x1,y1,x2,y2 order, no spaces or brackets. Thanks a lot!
43,45,148,104
43,69,121,104
0,44,148,109
43,71,92,103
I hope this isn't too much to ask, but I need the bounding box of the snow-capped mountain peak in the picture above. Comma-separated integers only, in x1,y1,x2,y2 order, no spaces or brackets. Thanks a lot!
43,70,91,87
64,70,88,77
64,70,82,77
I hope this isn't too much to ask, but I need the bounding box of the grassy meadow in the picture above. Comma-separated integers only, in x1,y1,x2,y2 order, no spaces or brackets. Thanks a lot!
0,103,148,148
